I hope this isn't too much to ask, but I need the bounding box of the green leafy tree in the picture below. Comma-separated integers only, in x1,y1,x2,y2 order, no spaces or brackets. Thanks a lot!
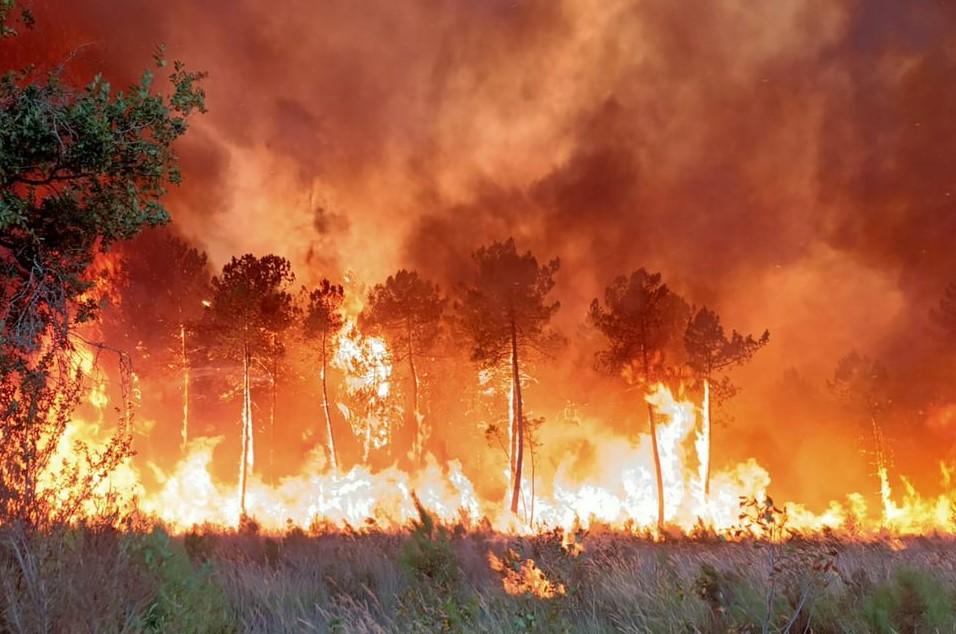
111,229,210,451
589,269,690,531
0,5,204,525
360,269,445,465
303,279,345,473
684,306,768,495
202,254,295,517
457,238,560,515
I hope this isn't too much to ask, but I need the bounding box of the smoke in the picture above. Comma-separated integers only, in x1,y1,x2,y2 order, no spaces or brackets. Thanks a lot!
6,0,956,505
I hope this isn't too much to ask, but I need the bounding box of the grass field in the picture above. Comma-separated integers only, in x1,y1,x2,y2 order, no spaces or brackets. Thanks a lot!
1,508,955,634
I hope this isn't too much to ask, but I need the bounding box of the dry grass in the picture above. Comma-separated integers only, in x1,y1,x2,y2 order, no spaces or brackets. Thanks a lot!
1,519,955,633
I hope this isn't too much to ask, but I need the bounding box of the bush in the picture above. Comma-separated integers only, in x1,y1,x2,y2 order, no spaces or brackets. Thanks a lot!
863,567,955,633
398,498,475,632
125,528,235,633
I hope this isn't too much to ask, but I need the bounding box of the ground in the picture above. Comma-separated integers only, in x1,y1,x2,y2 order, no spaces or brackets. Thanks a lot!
1,513,954,633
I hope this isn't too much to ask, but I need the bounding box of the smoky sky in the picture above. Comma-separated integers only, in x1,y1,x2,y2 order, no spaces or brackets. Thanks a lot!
6,0,956,499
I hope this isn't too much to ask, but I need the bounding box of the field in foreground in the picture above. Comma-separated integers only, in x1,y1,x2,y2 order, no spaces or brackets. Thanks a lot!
2,516,955,633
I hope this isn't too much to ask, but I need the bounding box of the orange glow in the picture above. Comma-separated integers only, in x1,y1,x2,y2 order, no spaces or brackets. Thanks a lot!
41,340,956,538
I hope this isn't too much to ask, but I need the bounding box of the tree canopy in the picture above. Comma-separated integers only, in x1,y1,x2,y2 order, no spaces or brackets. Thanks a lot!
360,269,444,362
0,4,205,525
202,254,296,360
458,238,561,367
589,268,690,385
684,306,769,401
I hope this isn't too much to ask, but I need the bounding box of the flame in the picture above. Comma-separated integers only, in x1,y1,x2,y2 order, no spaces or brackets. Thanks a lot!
30,342,956,539
488,548,566,598
332,320,396,462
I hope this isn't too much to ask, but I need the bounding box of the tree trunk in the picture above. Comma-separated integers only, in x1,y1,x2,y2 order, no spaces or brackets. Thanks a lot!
510,320,524,515
321,330,339,474
407,321,421,464
647,402,665,531
639,320,665,532
269,332,278,484
239,345,253,518
363,423,371,464
180,321,189,452
530,438,536,527
702,377,711,497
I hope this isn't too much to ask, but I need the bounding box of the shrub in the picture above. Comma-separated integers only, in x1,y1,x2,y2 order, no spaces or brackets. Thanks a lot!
126,528,235,633
863,566,955,633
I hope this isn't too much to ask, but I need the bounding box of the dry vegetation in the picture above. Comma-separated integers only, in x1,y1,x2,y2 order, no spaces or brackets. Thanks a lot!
1,508,955,634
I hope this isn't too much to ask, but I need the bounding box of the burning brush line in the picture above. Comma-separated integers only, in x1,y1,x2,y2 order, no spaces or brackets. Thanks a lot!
53,337,956,538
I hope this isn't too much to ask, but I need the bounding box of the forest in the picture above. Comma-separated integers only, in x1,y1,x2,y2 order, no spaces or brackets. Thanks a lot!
5,0,956,631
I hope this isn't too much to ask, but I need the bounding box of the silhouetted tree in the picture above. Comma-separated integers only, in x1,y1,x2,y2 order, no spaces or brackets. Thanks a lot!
360,270,445,464
202,254,295,517
684,307,768,495
932,281,956,349
829,351,894,512
112,229,211,451
0,8,205,526
303,280,346,473
589,269,690,530
458,238,560,515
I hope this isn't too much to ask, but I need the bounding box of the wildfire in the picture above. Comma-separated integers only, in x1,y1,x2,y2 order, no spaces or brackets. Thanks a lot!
333,320,396,463
33,331,956,540
488,548,566,599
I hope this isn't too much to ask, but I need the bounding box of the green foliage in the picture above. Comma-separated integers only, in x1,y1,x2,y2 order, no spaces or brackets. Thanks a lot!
398,498,476,632
126,528,234,633
863,567,955,633
183,529,219,564
1,47,207,359
0,9,204,526
400,498,460,591
0,0,32,39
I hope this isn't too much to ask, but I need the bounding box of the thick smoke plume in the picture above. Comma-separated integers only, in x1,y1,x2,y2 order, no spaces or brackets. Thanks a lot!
6,0,956,506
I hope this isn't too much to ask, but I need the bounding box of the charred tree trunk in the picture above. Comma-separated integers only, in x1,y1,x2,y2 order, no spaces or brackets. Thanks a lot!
239,344,254,518
321,330,339,474
510,319,524,515
640,323,665,531
647,402,665,531
180,321,189,452
407,320,421,464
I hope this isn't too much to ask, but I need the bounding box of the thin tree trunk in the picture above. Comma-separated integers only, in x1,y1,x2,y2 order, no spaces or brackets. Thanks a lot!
871,415,891,525
530,437,536,527
239,345,253,518
640,321,665,532
407,321,421,464
363,423,371,464
180,321,189,452
509,376,517,487
321,330,339,473
270,332,277,484
510,320,524,515
647,402,665,531
702,377,711,497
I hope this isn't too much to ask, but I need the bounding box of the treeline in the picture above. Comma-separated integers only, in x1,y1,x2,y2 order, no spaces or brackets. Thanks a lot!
111,230,771,525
